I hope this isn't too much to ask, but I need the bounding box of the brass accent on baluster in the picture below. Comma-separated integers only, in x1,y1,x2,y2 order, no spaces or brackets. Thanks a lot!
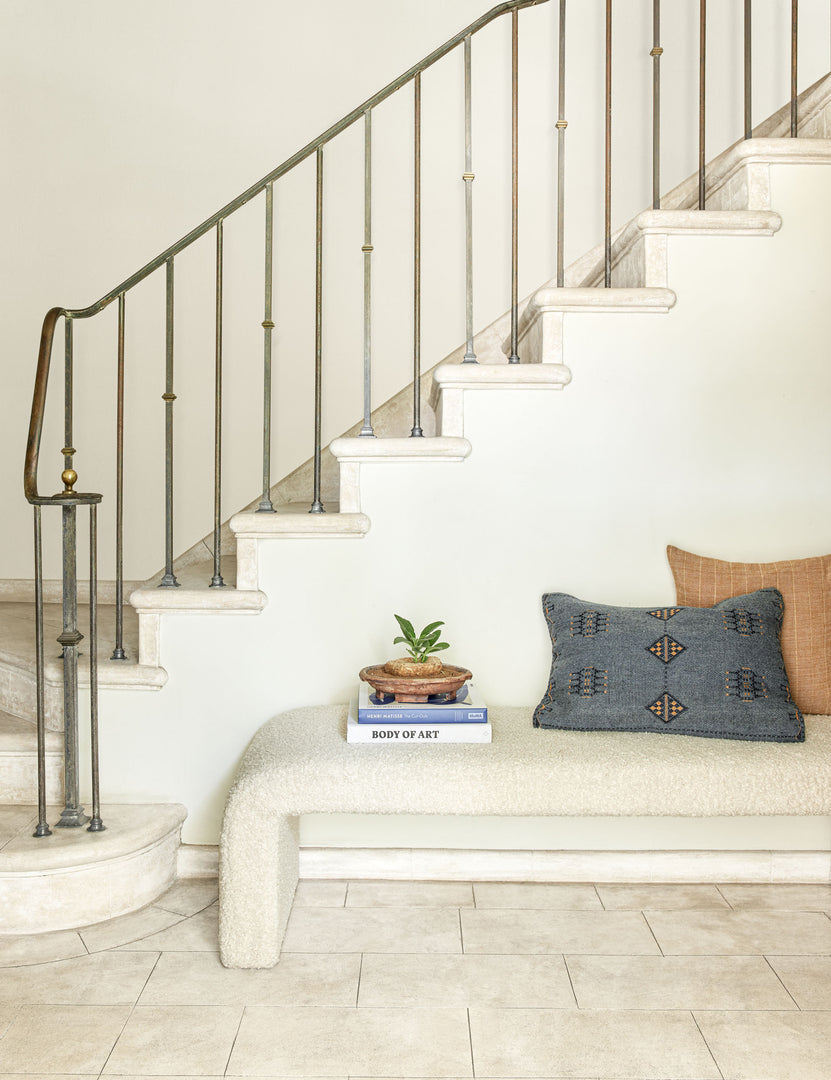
650,46,663,56
162,392,177,402
61,469,78,495
261,320,275,330
555,120,568,130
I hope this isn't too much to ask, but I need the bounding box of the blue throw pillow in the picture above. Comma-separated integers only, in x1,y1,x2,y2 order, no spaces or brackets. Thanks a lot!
534,588,804,742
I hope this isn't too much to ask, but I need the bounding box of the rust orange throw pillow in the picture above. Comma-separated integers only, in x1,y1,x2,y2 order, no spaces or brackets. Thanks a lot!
667,546,831,715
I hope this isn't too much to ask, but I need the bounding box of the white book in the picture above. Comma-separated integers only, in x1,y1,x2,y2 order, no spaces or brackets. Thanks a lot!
347,699,492,744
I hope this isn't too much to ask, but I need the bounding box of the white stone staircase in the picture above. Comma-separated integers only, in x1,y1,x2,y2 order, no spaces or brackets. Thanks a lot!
3,73,831,933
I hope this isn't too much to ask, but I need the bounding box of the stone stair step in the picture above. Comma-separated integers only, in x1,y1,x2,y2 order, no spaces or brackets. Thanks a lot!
0,709,62,805
0,802,187,934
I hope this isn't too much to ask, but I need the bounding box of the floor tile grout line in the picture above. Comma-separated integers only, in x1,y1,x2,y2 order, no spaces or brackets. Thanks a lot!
714,883,735,910
355,952,364,1007
640,910,665,956
593,883,606,910
459,907,466,954
561,954,580,1010
466,1005,476,1079
133,949,163,1007
762,952,802,1010
691,1007,726,1080
222,1002,247,1077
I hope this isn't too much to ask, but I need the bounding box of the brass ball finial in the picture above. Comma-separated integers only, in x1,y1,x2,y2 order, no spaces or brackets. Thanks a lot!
61,469,77,493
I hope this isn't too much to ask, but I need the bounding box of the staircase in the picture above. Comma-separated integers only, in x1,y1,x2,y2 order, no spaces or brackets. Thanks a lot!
6,2,831,933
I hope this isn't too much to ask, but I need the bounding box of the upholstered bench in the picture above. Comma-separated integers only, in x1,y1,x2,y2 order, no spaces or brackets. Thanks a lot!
218,703,831,968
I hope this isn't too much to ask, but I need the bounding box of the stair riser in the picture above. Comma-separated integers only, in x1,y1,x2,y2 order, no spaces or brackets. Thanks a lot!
0,752,63,804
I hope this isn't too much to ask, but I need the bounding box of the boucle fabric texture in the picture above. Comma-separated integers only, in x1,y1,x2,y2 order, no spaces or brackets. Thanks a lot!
218,704,831,967
534,589,804,742
668,545,831,715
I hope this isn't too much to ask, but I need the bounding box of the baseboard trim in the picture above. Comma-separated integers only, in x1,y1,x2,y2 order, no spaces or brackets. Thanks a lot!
180,844,831,883
299,846,831,883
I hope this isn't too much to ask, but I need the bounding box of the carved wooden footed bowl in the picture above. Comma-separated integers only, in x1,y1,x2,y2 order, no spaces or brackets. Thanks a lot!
359,663,473,704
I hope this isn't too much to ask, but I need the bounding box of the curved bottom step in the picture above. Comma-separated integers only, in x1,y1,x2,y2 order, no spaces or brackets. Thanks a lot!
0,802,186,934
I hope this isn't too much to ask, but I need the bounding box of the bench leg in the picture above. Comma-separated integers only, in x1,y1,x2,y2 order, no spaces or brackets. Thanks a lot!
219,806,299,968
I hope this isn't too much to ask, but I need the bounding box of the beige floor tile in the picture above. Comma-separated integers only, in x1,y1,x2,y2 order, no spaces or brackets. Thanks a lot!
717,883,831,910
0,1075,90,1080
139,950,361,1006
118,904,218,952
473,882,601,909
597,884,730,910
293,880,348,907
646,909,831,954
567,954,797,1010
0,1004,17,1037
768,956,831,1009
79,905,184,952
346,881,475,907
0,950,158,1005
358,952,576,1008
154,879,219,916
103,1004,243,1075
282,906,462,954
460,908,660,955
0,928,86,967
469,1007,720,1079
226,1005,472,1077
695,1010,831,1080
0,1004,131,1073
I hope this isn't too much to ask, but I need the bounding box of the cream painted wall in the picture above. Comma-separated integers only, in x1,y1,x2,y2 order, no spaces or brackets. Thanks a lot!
3,1,829,580
90,162,831,846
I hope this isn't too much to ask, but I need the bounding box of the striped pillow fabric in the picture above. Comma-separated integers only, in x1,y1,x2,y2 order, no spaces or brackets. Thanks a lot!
667,546,831,715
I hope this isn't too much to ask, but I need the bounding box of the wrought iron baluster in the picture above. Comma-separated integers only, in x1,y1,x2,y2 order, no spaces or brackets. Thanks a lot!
310,147,325,512
87,503,104,832
604,0,612,286
57,469,87,828
556,0,567,286
361,110,376,430
111,294,126,659
412,72,424,432
790,0,798,136
652,0,662,208
258,182,276,511
744,0,752,139
699,0,706,209
160,257,180,585
211,221,225,587
32,505,50,837
463,36,477,361
509,7,520,358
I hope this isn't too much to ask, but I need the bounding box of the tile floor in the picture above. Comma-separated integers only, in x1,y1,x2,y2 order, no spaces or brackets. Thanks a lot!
0,878,830,1078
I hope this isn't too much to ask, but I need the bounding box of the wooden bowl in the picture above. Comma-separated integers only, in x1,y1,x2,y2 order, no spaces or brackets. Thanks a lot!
359,663,473,704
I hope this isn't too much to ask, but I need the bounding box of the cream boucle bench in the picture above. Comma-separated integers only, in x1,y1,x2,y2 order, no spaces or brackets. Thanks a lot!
218,704,831,968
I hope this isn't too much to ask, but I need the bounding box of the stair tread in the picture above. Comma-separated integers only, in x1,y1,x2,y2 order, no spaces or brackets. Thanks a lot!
0,802,186,871
0,599,140,673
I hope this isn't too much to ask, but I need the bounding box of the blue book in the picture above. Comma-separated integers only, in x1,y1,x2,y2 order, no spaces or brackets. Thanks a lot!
357,680,487,723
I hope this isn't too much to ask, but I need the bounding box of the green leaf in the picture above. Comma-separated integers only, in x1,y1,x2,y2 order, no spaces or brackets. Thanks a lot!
428,641,450,652
422,630,442,649
392,636,409,646
419,620,445,638
393,614,416,642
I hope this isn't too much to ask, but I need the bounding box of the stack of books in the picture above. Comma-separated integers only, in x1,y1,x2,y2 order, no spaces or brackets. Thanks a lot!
347,681,491,743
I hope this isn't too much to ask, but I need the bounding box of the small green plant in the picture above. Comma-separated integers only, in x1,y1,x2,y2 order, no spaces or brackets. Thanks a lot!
393,614,450,663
